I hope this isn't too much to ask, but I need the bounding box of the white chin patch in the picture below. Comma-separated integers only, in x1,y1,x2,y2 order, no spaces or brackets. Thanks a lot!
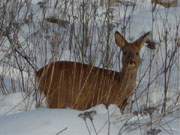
128,63,136,67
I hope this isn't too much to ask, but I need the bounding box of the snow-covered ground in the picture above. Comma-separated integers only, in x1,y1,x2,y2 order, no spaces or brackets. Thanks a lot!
0,93,180,135
0,107,119,135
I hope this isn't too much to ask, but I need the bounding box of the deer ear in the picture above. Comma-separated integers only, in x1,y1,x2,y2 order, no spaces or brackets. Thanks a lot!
115,31,127,48
134,32,151,49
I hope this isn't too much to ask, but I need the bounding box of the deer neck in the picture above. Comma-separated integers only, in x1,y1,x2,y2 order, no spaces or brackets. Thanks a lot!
121,67,138,80
117,66,138,93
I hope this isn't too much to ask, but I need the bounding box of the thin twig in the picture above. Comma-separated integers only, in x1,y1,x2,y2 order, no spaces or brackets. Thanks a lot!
56,127,68,135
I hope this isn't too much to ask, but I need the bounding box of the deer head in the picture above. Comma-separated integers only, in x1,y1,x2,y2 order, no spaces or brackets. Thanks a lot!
115,31,152,70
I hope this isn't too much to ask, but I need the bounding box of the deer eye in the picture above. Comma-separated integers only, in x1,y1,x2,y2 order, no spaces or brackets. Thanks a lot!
123,51,127,55
136,52,139,55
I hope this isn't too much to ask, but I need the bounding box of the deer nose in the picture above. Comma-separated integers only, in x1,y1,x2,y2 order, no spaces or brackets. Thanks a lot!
128,54,136,64
129,60,134,64
129,59,135,64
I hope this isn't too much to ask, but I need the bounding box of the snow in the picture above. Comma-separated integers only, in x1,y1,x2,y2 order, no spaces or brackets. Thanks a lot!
0,93,121,135
0,93,180,135
0,93,35,116
0,66,28,80
0,108,119,135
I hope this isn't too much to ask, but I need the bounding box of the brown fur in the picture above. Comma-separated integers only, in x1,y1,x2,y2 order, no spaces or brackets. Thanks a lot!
36,31,152,111
152,0,177,8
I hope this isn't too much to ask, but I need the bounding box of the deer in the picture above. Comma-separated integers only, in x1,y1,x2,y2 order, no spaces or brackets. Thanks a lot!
35,31,154,112
151,0,177,8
